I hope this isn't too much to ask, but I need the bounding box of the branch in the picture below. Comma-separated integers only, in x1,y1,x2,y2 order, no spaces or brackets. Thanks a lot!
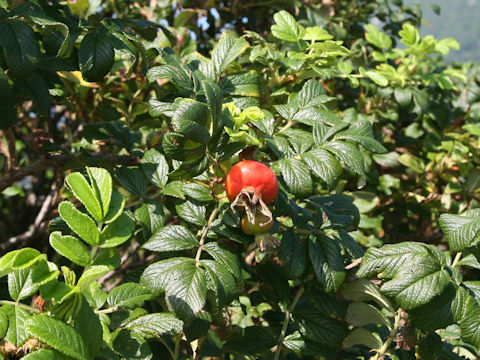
0,158,47,193
1,180,60,252
0,153,140,193
5,129,17,170
273,284,305,360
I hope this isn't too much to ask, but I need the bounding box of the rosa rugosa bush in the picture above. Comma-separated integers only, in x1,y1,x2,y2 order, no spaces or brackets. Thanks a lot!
1,1,480,359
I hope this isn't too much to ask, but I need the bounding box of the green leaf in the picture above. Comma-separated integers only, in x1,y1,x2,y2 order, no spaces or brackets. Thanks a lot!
203,242,243,281
83,281,107,310
224,326,276,356
74,297,103,358
436,38,460,55
201,259,238,308
303,26,333,41
399,23,420,47
458,289,480,346
116,166,147,197
175,200,206,226
16,71,50,113
86,167,112,219
409,284,459,331
219,70,260,97
30,260,60,287
78,28,114,81
359,68,388,86
125,313,184,338
141,257,188,291
103,190,125,224
77,265,110,291
439,210,480,252
141,149,169,188
202,79,223,123
107,283,153,309
380,255,450,310
21,349,71,360
292,308,348,346
26,315,90,360
365,24,392,49
339,279,393,312
3,305,30,346
112,329,152,359
345,302,389,327
278,158,312,198
147,258,207,320
134,201,165,240
324,141,365,177
271,10,305,42
0,248,45,277
161,180,186,199
147,64,193,90
358,242,436,278
394,87,413,108
100,213,135,248
143,225,198,252
278,230,306,278
183,183,214,202
171,100,210,144
309,195,360,230
8,269,39,301
456,254,480,269
309,235,346,293
27,14,72,58
212,31,249,75
65,172,103,222
302,149,342,187
58,201,100,246
335,120,387,153
0,20,40,78
49,232,91,266
0,307,6,338
343,328,383,350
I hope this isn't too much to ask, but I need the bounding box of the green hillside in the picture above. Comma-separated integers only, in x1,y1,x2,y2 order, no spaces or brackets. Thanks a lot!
406,0,480,62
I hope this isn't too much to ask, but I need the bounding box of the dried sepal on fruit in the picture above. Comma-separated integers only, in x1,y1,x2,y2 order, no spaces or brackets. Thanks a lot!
225,160,278,225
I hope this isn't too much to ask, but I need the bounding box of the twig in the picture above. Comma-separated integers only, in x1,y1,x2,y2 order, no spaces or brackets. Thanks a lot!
0,300,40,314
345,257,362,270
1,180,59,252
0,158,47,192
452,252,462,268
98,242,141,284
273,284,305,360
0,153,140,193
173,335,181,360
5,128,17,170
95,306,118,314
195,206,220,265
372,309,402,360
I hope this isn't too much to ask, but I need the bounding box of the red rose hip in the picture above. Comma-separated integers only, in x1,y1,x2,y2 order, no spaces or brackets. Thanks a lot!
225,160,278,204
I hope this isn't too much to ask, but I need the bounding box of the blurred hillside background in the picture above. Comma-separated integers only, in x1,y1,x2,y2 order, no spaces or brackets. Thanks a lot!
406,0,479,62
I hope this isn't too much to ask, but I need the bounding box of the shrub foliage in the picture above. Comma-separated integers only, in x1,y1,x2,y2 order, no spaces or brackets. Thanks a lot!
1,0,480,359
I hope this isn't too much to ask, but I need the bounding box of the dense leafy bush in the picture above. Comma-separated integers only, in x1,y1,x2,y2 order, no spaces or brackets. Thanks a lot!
1,0,480,359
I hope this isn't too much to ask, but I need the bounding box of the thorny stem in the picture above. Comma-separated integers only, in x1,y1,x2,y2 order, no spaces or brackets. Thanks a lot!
90,245,99,260
273,284,305,360
452,252,463,268
158,336,175,359
279,120,294,133
195,206,220,265
372,309,403,360
173,335,181,360
0,300,40,314
95,306,118,314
